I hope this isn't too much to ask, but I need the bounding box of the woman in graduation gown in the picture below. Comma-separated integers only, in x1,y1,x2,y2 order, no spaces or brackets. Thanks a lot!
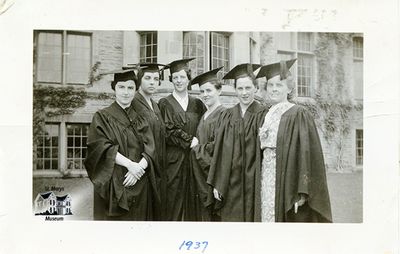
131,63,167,221
257,59,332,222
207,63,267,222
84,69,160,220
158,58,207,221
189,67,225,221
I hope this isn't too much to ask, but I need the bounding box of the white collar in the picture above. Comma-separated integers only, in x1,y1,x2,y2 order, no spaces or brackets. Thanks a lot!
172,91,189,111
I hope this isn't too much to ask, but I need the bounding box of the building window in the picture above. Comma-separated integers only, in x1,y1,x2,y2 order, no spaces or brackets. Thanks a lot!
356,129,363,165
274,32,314,97
182,32,230,81
139,32,157,63
353,36,363,100
35,31,92,85
183,31,206,77
353,37,363,59
36,124,59,170
297,55,313,97
67,124,89,170
210,32,229,79
297,32,312,52
249,37,257,63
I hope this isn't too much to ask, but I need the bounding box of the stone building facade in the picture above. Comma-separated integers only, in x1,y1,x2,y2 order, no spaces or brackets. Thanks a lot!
32,30,363,183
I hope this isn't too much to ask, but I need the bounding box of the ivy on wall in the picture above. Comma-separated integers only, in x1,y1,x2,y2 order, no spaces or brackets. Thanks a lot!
33,62,108,144
297,33,363,172
33,85,87,144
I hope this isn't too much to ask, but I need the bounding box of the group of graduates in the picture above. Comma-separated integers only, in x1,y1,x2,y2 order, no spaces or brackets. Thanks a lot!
84,57,332,223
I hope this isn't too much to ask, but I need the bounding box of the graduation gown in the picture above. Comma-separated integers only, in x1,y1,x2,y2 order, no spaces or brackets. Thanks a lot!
207,101,267,222
84,102,159,220
158,94,206,221
190,105,225,221
275,105,332,222
132,92,167,220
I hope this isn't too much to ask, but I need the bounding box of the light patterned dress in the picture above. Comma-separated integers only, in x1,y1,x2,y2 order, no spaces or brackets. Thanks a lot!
259,101,294,222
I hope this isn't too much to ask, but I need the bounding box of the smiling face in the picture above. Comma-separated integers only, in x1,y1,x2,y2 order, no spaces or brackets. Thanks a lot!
115,80,136,108
171,69,189,93
235,76,257,106
266,75,292,104
140,71,159,95
199,82,221,108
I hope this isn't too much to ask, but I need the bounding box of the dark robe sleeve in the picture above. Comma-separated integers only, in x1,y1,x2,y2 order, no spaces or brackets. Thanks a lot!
84,111,119,202
191,111,222,208
206,110,234,203
191,120,218,170
276,106,332,222
158,98,193,149
133,115,161,205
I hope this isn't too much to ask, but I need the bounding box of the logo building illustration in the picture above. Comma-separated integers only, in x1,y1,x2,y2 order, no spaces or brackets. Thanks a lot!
34,192,72,215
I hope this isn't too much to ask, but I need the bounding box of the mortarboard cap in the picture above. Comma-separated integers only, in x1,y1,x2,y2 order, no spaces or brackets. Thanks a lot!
105,69,137,90
190,67,223,86
111,69,136,82
222,63,262,80
256,59,297,80
137,63,168,73
167,58,195,74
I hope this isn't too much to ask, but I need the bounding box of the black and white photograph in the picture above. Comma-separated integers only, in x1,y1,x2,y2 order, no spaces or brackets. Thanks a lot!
32,30,363,223
0,1,399,254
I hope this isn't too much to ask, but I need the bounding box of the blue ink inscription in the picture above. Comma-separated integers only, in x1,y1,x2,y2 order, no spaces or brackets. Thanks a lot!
179,240,208,253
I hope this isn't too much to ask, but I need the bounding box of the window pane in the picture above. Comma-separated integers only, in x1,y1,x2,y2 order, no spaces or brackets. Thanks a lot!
37,32,62,83
146,34,151,44
52,148,58,157
140,32,157,63
210,32,229,77
66,33,91,84
183,31,206,76
153,45,157,56
356,129,363,165
37,159,44,170
146,45,152,57
297,33,312,51
353,37,363,58
67,137,73,147
66,123,90,170
297,54,313,97
153,32,158,43
44,160,51,170
36,124,59,170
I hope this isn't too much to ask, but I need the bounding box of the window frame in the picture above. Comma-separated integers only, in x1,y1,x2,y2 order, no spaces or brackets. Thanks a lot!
33,121,90,178
34,123,61,177
355,129,363,166
66,123,89,173
274,32,316,98
182,31,231,81
183,31,207,77
209,31,231,80
138,31,158,63
352,36,364,61
34,30,93,86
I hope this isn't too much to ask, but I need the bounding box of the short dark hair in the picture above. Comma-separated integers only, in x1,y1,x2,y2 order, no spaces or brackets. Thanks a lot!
233,74,258,89
200,80,222,90
169,68,192,82
210,80,222,90
137,69,161,87
111,79,137,90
